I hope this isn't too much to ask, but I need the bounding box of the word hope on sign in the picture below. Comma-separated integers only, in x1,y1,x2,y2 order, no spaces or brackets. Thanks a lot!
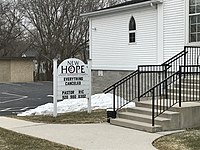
58,59,88,75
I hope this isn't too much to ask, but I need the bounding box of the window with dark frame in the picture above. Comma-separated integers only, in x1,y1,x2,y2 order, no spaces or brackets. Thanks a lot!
189,0,200,42
129,16,136,43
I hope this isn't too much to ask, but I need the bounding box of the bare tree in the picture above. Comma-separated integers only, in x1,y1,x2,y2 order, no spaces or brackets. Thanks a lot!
0,0,25,57
0,0,132,80
17,0,126,80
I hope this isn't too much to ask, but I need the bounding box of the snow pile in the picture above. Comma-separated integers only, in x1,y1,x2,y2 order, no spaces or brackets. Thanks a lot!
17,93,135,116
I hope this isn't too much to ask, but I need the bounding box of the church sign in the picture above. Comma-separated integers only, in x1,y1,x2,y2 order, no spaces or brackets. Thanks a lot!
53,58,91,117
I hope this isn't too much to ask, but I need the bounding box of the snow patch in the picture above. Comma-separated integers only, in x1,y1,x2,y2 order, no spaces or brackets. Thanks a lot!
17,93,135,116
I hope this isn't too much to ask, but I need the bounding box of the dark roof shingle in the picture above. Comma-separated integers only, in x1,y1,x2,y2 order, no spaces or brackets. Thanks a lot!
98,0,150,11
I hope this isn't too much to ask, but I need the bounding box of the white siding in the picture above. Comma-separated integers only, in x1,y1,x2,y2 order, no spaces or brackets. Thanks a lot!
91,6,157,70
163,0,185,61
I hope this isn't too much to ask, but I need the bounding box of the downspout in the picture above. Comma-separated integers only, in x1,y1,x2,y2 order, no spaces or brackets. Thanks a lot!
151,0,164,64
89,18,92,60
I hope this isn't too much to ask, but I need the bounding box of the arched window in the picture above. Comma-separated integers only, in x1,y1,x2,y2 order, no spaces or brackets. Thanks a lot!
129,16,136,43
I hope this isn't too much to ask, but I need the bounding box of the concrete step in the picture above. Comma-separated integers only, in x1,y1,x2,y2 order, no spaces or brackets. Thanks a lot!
118,112,170,125
135,100,179,111
127,107,179,118
136,94,199,107
167,93,200,101
181,77,200,84
168,87,200,95
110,118,162,133
135,100,154,108
174,83,200,89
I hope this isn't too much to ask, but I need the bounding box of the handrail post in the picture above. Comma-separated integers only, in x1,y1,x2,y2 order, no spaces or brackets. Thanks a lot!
179,66,182,107
184,46,187,66
184,46,187,77
164,65,168,99
138,66,140,102
113,85,116,114
152,89,155,126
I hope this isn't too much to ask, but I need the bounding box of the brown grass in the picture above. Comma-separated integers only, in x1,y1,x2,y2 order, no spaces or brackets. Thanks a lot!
153,128,200,150
0,127,78,150
13,109,107,124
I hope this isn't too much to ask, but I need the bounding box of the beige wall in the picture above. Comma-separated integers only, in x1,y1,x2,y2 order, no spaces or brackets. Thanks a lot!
0,60,11,82
10,60,34,82
0,59,34,82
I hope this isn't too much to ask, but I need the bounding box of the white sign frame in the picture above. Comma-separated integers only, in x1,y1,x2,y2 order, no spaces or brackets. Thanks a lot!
53,58,92,117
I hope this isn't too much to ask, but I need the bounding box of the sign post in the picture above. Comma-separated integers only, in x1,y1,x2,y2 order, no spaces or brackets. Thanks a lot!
53,59,58,117
87,59,92,113
53,58,91,116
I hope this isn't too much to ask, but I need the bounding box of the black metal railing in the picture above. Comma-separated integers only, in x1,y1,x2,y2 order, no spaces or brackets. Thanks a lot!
104,46,200,123
138,46,200,98
136,47,189,102
178,65,200,104
104,70,139,111
141,65,200,126
162,46,200,71
137,65,170,101
103,65,169,112
140,71,180,126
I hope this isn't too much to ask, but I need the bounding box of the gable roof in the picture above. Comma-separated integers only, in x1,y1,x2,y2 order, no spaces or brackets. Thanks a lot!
81,0,162,17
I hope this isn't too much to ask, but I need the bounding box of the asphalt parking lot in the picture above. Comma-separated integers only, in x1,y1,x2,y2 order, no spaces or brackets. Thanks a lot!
0,82,53,116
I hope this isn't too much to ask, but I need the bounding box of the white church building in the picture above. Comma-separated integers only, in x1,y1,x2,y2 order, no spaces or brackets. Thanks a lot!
82,0,200,93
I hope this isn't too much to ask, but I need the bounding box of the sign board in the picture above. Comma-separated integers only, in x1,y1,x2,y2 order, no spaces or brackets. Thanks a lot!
57,58,90,100
53,58,91,117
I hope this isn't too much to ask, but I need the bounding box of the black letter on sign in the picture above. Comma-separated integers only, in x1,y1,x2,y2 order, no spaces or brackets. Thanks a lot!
61,66,67,74
81,65,85,73
76,66,80,73
68,66,75,73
